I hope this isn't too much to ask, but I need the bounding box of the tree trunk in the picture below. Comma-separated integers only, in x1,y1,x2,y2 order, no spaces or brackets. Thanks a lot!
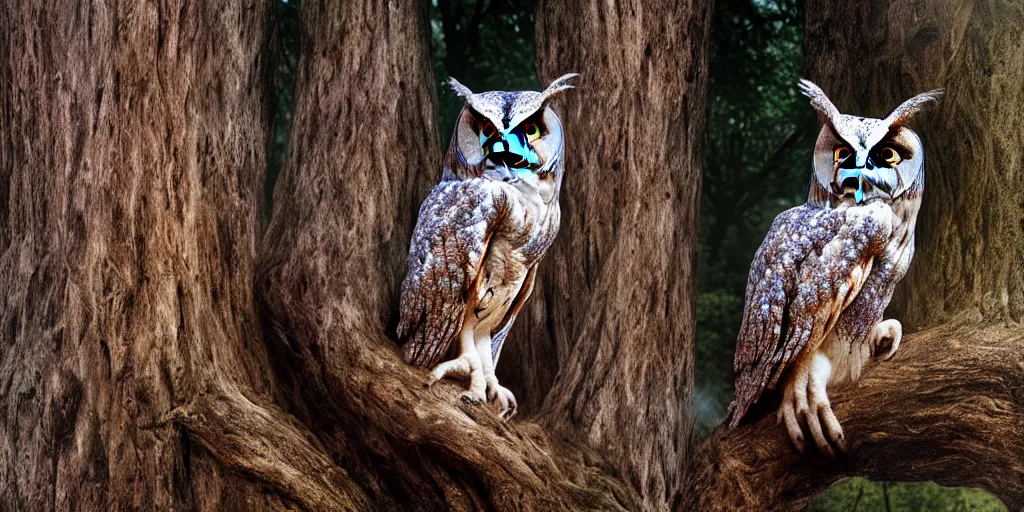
495,0,713,509
683,1,1024,509
0,0,284,509
252,0,702,509
803,0,1024,329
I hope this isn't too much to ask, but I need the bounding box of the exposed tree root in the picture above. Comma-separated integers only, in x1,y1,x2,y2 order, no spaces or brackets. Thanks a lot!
168,381,366,511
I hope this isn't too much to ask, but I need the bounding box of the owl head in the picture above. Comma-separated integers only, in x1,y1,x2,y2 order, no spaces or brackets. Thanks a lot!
443,74,577,202
800,79,943,207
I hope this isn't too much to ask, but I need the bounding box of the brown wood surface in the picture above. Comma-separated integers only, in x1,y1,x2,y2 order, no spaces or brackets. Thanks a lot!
1,0,1020,510
0,0,281,509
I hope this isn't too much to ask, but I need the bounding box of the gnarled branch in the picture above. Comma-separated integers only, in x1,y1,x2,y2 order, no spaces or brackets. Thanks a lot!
684,323,1024,511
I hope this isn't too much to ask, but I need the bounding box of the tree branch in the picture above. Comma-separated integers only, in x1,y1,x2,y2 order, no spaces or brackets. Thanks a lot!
169,382,367,511
683,323,1024,511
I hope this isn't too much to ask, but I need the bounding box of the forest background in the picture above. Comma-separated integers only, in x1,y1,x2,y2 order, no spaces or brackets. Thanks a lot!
268,0,814,437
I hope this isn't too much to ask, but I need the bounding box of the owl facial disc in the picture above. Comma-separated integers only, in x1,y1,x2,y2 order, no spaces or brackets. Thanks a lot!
444,74,577,187
833,145,900,203
801,79,942,206
477,115,542,171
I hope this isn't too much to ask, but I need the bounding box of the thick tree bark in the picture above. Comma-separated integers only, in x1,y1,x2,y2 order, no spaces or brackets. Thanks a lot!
804,0,1024,329
0,1,285,509
495,1,713,509
684,1,1024,509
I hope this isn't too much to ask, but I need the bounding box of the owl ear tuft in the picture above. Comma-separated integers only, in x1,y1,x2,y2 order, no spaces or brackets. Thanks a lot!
448,77,474,99
541,73,579,100
884,89,944,127
798,79,843,128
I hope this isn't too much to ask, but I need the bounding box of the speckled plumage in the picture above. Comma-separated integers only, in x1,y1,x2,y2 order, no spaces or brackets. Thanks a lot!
727,202,894,424
397,76,574,417
725,80,941,456
398,178,554,366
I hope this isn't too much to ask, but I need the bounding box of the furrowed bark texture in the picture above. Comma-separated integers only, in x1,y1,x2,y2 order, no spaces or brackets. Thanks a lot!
253,0,638,509
683,325,1024,511
0,1,296,509
805,0,1024,329
497,0,712,509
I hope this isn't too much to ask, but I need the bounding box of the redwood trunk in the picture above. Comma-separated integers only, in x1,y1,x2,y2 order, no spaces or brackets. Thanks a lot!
0,0,280,509
504,0,713,509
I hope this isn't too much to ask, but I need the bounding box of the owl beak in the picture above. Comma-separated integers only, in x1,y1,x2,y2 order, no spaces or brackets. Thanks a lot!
494,163,519,183
837,168,897,204
480,130,540,171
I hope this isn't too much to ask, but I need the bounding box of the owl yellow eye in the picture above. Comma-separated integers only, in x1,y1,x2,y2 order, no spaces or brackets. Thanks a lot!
879,146,901,165
524,123,541,143
833,146,851,163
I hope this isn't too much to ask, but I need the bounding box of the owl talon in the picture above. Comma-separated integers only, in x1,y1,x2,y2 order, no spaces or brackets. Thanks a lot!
486,378,518,421
429,351,487,403
781,352,845,457
779,399,805,453
805,410,835,458
819,404,846,453
460,391,485,405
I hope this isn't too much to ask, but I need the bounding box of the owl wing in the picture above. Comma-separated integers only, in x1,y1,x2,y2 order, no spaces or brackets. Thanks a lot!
488,263,538,365
725,202,894,428
398,179,511,368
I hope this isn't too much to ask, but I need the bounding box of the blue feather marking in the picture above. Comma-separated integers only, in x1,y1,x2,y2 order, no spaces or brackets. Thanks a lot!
502,129,540,165
480,127,540,166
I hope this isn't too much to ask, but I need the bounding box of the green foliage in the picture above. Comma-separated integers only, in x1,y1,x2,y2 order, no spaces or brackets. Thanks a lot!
695,0,811,435
810,477,1008,512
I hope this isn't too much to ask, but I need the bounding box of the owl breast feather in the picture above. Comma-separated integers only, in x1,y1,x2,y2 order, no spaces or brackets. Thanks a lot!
726,202,896,428
397,179,553,367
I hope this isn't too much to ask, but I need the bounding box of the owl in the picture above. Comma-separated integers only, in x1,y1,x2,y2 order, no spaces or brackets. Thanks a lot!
725,80,942,457
397,74,577,419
